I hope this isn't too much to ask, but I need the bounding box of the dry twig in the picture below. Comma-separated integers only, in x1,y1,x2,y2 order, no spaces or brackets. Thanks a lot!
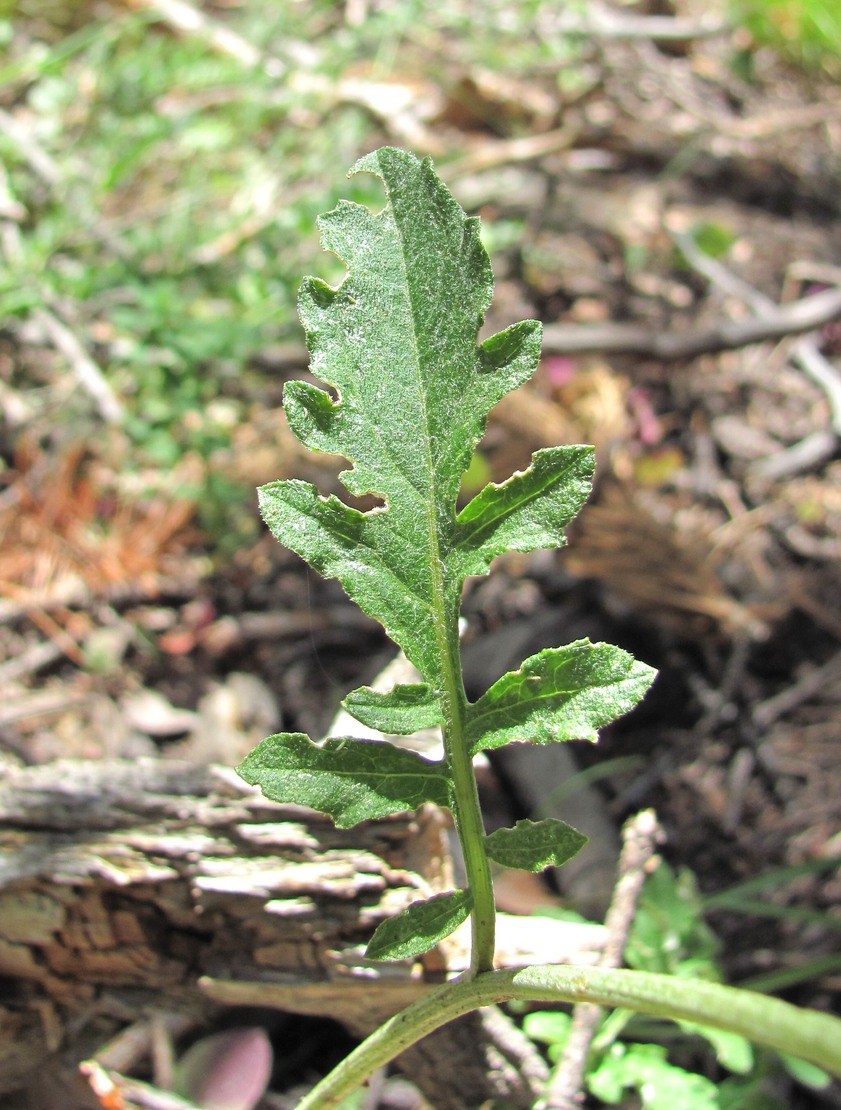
541,810,664,1109
539,2,726,41
443,126,579,180
30,307,124,424
753,648,841,729
672,230,841,463
0,108,61,186
542,284,841,361
251,281,841,380
125,0,273,72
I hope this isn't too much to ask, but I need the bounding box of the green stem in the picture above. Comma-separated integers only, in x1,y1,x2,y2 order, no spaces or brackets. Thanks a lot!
442,682,496,975
426,525,495,973
296,964,841,1109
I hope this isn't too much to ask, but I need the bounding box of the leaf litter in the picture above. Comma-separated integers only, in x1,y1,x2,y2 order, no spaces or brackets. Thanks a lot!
3,2,841,1104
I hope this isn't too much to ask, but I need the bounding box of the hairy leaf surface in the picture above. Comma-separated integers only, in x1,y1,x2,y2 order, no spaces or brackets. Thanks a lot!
240,149,655,938
365,889,472,961
484,818,587,872
466,640,656,755
257,147,546,685
237,734,449,828
454,445,595,576
343,683,443,735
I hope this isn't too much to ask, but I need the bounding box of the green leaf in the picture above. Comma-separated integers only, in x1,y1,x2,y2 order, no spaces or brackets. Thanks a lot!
454,445,595,576
239,147,659,980
779,1053,831,1090
523,1010,572,1046
522,1010,572,1052
258,147,546,685
466,640,657,755
484,817,587,872
676,1021,753,1075
626,862,721,978
342,683,443,735
365,889,472,961
236,733,450,829
588,1042,719,1109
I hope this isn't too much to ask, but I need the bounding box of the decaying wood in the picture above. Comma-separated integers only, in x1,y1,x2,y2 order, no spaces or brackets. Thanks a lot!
0,757,606,1107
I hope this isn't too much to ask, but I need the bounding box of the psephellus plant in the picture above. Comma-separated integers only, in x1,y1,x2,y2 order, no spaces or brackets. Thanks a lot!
237,147,841,1107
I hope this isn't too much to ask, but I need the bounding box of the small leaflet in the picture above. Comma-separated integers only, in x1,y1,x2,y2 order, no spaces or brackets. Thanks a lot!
466,640,657,755
342,683,443,735
365,888,473,961
484,817,587,872
237,733,450,829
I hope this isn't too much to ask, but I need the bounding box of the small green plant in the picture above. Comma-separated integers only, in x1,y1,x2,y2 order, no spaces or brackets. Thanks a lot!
237,147,841,1107
526,861,831,1107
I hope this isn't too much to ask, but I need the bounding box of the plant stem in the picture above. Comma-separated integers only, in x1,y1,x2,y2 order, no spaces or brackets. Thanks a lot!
296,964,841,1109
427,513,495,973
442,682,496,975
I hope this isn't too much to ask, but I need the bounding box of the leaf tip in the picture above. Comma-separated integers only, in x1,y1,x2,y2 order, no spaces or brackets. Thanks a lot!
348,145,422,184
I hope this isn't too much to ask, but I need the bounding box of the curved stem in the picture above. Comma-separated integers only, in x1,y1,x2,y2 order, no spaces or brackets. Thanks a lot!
296,964,841,1109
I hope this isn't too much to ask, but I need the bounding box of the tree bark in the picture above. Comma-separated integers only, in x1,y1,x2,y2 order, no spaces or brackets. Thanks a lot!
0,757,605,1107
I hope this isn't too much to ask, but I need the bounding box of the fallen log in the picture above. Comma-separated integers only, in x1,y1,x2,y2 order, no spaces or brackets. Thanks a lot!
0,756,605,1108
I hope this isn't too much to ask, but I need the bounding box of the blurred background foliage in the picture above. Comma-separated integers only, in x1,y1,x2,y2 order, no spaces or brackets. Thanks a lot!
1,0,838,551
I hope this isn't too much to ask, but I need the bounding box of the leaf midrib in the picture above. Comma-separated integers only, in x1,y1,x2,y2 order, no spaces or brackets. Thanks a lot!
389,192,458,701
455,451,582,550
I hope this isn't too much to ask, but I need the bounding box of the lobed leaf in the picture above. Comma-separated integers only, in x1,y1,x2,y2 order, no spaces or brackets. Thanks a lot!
365,889,472,961
454,445,595,577
258,147,547,685
239,148,660,976
484,817,587,872
342,683,443,735
237,733,450,829
256,480,435,673
466,640,657,755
